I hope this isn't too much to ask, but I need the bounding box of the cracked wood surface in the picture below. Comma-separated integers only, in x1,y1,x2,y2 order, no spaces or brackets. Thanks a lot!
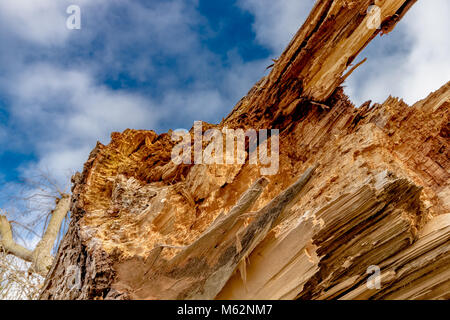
112,166,316,300
40,0,449,300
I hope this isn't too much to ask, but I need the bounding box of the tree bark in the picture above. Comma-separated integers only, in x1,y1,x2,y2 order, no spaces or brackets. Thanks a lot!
0,194,71,276
0,216,33,262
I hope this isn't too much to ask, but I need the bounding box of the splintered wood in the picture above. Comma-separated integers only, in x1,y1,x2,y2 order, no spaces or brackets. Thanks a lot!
40,0,448,300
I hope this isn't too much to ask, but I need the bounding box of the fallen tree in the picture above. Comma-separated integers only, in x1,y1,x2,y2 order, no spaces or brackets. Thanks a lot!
40,0,449,300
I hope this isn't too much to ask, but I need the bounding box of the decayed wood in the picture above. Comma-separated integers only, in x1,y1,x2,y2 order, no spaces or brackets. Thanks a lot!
0,194,71,276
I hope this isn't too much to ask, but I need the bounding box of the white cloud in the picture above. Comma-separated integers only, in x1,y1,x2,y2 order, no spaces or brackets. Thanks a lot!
397,0,450,102
0,0,111,46
8,64,159,182
160,55,269,126
237,0,315,54
0,0,70,45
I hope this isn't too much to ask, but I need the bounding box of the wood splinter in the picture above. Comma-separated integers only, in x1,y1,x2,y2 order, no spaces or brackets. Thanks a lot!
167,165,318,300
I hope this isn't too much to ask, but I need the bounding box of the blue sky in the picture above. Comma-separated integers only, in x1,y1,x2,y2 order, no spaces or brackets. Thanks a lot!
0,0,449,217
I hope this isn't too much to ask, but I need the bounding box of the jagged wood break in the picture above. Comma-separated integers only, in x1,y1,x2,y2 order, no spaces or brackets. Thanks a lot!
41,0,449,300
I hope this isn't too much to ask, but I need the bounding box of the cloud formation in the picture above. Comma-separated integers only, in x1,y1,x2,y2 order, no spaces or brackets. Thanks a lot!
0,0,69,45
237,0,314,53
8,64,158,182
0,0,269,189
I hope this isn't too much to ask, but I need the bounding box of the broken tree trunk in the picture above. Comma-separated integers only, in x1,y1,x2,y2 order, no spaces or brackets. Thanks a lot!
40,0,449,300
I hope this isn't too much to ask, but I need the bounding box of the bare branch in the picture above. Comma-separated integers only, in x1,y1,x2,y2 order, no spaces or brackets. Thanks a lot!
0,194,71,276
30,194,71,275
0,215,33,263
10,220,41,238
